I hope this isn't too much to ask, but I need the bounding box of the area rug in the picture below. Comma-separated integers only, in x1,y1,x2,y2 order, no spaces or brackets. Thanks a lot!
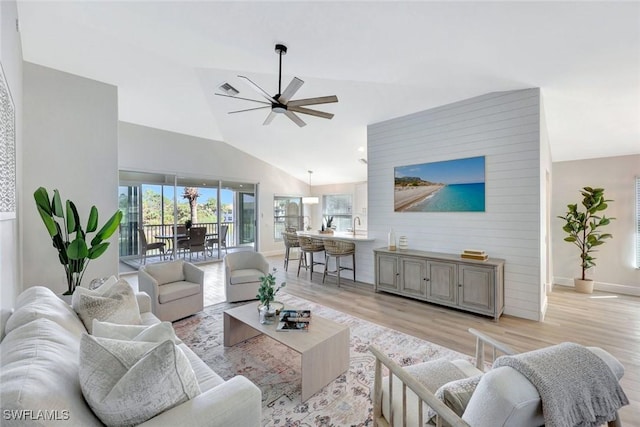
173,293,473,427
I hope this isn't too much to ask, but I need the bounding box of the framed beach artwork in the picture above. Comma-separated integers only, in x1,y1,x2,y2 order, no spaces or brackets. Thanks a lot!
0,62,16,221
394,156,485,212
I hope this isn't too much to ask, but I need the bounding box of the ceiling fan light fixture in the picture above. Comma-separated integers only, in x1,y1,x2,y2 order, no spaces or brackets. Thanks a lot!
273,105,287,114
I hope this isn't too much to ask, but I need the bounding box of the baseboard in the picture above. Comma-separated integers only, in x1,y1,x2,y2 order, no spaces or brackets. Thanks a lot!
553,277,640,297
262,249,285,257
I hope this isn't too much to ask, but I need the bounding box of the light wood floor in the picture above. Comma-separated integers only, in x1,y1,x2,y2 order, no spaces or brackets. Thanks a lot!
123,255,640,425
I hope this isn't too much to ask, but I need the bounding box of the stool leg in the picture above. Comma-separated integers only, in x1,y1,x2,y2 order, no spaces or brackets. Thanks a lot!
284,247,290,271
353,253,356,282
323,254,329,283
336,256,341,287
297,250,305,277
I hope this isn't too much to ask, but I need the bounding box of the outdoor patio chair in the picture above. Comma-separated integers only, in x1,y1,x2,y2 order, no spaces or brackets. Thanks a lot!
138,228,166,264
206,225,229,256
185,226,207,261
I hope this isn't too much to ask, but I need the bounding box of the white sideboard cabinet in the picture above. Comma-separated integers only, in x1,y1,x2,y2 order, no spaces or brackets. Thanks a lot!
373,248,505,320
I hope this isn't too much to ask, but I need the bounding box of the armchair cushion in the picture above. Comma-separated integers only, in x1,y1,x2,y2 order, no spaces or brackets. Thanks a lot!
158,281,201,304
229,269,265,285
143,261,185,285
79,334,200,426
72,279,142,333
428,375,483,426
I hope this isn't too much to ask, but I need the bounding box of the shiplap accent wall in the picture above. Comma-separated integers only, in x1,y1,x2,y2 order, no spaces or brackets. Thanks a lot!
367,89,544,321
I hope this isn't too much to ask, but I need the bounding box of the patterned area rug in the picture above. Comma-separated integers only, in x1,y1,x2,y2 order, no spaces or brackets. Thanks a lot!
173,293,472,427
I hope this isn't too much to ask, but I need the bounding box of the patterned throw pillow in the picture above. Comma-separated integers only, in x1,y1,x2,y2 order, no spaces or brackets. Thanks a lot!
427,374,483,426
72,279,142,333
92,320,182,344
78,334,200,426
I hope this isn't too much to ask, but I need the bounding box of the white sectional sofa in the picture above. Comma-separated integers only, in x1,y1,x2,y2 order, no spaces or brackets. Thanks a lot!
0,285,261,426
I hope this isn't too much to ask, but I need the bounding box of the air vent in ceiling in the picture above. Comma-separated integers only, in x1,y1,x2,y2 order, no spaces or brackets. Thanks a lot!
218,82,239,96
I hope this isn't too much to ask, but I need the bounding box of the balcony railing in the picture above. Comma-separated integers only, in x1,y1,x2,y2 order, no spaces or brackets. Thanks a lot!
119,222,235,258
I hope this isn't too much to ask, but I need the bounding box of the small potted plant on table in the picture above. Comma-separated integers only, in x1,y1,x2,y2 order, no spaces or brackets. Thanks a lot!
256,268,286,324
319,216,334,234
557,186,615,293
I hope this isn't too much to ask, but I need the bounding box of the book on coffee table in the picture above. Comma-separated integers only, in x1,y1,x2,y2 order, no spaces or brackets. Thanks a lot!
279,310,311,322
276,320,310,332
277,310,311,332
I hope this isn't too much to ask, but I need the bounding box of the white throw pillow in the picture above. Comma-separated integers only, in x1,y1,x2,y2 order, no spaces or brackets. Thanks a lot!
72,279,142,333
92,320,182,344
79,334,200,426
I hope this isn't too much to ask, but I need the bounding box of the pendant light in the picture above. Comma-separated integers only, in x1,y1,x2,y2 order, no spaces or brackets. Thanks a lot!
302,170,319,204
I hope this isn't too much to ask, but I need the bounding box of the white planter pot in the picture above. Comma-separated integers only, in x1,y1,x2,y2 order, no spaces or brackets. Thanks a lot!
574,278,594,294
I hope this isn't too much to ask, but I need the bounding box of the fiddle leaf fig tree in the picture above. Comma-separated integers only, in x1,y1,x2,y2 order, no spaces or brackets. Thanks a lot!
557,187,615,281
34,187,123,295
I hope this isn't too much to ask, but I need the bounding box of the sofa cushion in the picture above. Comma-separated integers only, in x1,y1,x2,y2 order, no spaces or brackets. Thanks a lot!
72,279,142,333
79,334,200,426
144,261,185,285
4,286,87,336
229,268,264,285
158,281,201,304
1,318,103,426
92,320,182,344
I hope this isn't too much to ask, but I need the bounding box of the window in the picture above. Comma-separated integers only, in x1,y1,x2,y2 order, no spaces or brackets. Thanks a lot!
274,196,303,240
636,177,640,268
323,194,352,232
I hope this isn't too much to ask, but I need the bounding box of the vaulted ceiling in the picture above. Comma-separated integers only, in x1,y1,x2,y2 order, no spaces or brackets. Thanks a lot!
16,1,640,185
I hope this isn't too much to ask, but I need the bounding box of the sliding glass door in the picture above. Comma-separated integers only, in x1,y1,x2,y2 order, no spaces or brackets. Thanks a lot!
118,170,258,273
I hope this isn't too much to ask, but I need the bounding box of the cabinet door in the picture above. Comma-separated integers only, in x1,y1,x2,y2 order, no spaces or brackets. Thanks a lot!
426,261,457,305
458,265,494,314
400,258,427,298
376,254,399,291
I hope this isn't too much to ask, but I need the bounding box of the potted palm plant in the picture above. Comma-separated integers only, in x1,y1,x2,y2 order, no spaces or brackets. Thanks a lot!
256,268,286,324
34,187,123,295
557,187,615,293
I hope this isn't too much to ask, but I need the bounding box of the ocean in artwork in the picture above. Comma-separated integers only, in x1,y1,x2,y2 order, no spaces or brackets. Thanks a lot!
405,183,485,212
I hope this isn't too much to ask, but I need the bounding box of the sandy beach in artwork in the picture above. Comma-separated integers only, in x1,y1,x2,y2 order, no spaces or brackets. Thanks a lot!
394,184,445,211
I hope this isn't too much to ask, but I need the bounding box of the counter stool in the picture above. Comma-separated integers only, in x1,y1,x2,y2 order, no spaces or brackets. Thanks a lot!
322,239,356,287
282,231,301,271
297,236,325,279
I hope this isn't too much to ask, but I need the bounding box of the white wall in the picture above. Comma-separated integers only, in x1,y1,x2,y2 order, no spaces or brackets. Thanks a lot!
552,154,640,294
118,122,308,256
1,0,23,336
22,63,119,293
368,89,545,320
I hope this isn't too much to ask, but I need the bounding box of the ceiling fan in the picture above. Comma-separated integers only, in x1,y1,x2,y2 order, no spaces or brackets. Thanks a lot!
215,44,338,127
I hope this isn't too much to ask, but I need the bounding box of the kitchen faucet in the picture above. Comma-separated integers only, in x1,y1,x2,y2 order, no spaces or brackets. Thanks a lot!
352,216,361,235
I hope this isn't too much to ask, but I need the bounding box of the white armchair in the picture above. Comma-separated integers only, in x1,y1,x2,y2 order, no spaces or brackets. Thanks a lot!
138,260,204,322
224,252,270,303
370,329,627,427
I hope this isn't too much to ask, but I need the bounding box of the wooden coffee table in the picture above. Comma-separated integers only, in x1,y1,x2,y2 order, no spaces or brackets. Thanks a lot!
223,301,350,401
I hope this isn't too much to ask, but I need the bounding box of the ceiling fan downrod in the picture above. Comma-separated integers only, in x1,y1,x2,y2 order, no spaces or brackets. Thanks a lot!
275,43,287,98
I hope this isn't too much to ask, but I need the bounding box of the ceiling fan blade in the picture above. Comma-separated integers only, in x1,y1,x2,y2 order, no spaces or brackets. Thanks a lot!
279,77,304,104
288,106,334,120
238,75,277,103
287,95,338,107
228,106,271,114
215,93,271,105
284,110,307,127
263,111,277,125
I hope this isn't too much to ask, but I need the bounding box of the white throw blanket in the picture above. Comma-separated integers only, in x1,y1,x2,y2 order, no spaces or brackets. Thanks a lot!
493,342,628,427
